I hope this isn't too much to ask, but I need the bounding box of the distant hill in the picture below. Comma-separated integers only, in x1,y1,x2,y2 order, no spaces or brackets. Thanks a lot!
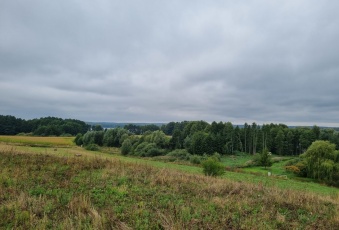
86,122,165,129
86,121,339,130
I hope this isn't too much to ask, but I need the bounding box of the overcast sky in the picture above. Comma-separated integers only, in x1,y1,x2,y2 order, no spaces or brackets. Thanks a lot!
1,1,339,126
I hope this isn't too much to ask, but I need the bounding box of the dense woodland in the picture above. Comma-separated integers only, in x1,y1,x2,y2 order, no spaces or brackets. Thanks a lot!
0,115,90,136
150,121,339,154
75,120,339,155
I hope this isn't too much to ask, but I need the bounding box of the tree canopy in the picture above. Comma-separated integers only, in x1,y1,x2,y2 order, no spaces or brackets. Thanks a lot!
0,115,90,136
301,140,339,183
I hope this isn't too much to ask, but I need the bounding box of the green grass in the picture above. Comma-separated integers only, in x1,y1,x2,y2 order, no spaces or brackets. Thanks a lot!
6,143,338,196
220,152,254,167
242,156,295,176
0,135,338,196
1,148,338,229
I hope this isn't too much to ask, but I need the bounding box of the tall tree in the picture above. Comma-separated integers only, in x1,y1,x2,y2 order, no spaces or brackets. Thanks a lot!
302,140,339,182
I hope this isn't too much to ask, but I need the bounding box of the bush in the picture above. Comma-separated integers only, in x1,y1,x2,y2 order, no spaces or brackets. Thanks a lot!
190,155,202,164
134,142,165,157
202,157,225,177
167,149,191,160
85,144,99,151
285,165,301,174
121,139,132,155
74,133,83,146
284,159,308,177
145,147,165,157
253,148,272,168
211,152,221,161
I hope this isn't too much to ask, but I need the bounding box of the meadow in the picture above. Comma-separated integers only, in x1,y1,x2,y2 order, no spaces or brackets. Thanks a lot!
0,136,339,229
0,135,74,147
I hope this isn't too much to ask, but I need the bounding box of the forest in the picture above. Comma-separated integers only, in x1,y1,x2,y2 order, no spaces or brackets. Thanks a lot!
74,120,339,157
0,115,90,136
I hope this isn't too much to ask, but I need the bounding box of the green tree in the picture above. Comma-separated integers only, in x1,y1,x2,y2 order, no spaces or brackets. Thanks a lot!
285,130,294,155
189,131,207,155
92,124,103,131
169,128,182,149
149,130,168,148
302,140,339,182
255,148,272,169
121,138,132,155
103,128,129,147
74,133,83,146
275,129,285,155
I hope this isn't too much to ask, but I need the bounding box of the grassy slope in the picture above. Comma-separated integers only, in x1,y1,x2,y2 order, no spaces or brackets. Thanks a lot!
1,137,338,196
1,148,338,229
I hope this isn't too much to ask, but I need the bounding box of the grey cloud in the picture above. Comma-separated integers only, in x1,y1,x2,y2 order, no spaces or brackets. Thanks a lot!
1,0,339,126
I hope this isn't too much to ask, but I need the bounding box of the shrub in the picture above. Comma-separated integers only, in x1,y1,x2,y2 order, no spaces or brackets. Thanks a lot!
167,149,191,160
211,152,221,161
74,133,83,146
145,147,165,157
284,159,308,177
253,148,272,168
190,155,202,164
85,144,99,151
202,157,225,177
134,142,165,157
285,165,301,174
294,161,307,177
121,139,132,155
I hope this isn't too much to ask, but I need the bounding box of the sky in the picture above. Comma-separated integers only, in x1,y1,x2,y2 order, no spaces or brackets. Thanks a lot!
1,1,339,126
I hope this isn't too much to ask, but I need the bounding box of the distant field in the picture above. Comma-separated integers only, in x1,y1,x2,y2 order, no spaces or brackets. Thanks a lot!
0,135,75,146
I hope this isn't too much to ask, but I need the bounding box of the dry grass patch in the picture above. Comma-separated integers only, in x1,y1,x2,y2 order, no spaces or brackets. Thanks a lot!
0,135,74,147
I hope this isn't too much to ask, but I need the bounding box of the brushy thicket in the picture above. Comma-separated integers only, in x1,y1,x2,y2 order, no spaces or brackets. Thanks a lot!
202,157,225,177
0,148,338,229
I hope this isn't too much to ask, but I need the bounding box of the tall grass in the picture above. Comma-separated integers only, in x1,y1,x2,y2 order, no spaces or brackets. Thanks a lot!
1,147,338,229
3,140,339,196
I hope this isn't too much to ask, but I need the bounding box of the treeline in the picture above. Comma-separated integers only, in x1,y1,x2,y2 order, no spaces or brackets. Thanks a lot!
0,115,90,136
77,120,339,156
161,121,339,155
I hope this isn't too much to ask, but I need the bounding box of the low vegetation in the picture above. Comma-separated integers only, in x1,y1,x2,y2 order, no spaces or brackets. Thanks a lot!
202,157,225,177
1,147,338,229
0,135,74,147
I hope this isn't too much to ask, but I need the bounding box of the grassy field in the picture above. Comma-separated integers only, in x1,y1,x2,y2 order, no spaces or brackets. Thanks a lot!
1,147,338,229
1,136,339,228
1,136,338,196
220,152,254,168
0,135,74,147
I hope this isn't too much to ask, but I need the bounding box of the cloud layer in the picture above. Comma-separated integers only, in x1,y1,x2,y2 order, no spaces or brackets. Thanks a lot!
1,0,339,125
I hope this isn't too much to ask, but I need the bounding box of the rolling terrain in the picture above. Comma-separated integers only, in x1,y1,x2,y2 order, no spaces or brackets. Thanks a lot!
0,136,338,229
